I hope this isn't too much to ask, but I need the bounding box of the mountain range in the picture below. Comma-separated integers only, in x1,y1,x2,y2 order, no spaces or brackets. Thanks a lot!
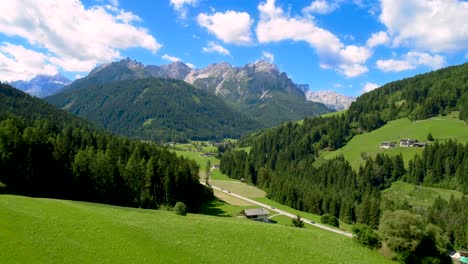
60,58,330,126
10,74,71,98
43,58,332,141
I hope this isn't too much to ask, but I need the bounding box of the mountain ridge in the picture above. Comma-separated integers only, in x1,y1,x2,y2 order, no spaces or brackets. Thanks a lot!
10,73,71,98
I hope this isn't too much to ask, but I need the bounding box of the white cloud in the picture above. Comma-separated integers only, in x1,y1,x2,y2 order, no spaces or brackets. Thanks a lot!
303,0,340,14
0,42,58,82
261,51,275,63
197,10,254,45
202,42,231,56
338,64,368,78
0,0,161,75
256,0,371,77
366,31,390,48
376,52,445,72
362,82,379,93
162,54,182,63
465,53,468,59
380,0,468,52
170,0,197,19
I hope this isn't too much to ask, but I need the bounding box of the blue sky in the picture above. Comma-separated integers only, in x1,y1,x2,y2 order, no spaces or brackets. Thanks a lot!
0,0,467,96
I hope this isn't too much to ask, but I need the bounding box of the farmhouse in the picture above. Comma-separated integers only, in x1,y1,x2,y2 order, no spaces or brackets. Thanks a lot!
379,142,396,149
211,164,220,169
242,208,270,222
400,139,417,147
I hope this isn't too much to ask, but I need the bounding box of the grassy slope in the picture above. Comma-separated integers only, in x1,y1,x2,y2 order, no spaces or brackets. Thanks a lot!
383,181,465,209
0,195,393,264
320,113,468,170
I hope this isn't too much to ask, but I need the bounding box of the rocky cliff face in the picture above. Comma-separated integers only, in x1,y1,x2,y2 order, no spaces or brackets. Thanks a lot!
305,90,355,111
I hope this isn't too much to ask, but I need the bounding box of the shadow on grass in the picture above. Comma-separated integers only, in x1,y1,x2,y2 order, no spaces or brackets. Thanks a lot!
198,198,237,217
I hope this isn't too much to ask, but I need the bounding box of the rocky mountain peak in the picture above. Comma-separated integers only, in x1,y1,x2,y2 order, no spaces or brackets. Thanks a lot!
305,90,356,111
248,60,278,73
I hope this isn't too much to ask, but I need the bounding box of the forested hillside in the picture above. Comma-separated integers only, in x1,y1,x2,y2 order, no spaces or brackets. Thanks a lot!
220,63,468,261
0,82,94,129
46,78,261,142
0,83,212,211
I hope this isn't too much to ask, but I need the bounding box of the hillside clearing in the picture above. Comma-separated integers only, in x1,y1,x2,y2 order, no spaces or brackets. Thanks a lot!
0,195,393,264
320,113,468,169
383,181,465,209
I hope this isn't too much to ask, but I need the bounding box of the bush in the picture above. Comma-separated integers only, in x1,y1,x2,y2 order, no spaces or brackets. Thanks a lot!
320,214,339,228
352,224,381,249
174,202,187,216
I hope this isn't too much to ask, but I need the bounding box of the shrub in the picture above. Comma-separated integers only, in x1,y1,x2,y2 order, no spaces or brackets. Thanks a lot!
174,202,187,216
320,214,339,228
352,224,381,249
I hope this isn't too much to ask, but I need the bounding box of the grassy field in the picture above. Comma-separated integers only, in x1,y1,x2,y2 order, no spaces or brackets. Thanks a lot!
210,180,266,198
173,150,219,168
320,113,468,169
0,195,394,264
383,181,465,209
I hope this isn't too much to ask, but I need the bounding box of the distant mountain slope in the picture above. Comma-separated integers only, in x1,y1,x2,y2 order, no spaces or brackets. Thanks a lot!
305,90,355,111
0,82,93,128
10,74,71,98
184,61,330,127
59,59,330,128
46,78,261,141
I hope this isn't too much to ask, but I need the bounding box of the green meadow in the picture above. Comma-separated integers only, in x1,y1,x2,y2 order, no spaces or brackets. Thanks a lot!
0,195,394,264
320,113,468,169
383,181,465,209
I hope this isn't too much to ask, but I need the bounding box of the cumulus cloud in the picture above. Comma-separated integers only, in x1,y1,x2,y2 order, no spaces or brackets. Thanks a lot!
362,82,379,93
261,51,275,63
0,42,58,81
170,0,197,19
256,0,371,77
197,10,254,45
202,42,231,56
0,0,160,76
338,64,368,78
380,0,468,52
303,0,340,14
366,31,390,48
376,52,445,72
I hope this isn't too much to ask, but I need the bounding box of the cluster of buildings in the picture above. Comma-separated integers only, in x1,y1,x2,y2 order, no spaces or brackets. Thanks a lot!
380,139,427,149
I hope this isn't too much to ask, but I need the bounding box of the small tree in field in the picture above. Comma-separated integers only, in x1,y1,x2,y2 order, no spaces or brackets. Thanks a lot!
292,214,304,228
174,202,187,216
427,132,434,141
